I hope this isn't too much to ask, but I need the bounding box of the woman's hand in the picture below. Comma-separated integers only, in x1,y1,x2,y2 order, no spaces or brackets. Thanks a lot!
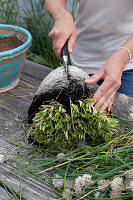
49,10,76,59
84,49,129,111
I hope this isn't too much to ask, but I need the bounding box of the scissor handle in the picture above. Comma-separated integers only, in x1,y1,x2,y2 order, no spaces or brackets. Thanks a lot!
61,41,68,58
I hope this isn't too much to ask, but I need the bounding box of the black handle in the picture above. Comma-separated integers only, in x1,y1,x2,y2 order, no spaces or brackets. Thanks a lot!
61,41,68,58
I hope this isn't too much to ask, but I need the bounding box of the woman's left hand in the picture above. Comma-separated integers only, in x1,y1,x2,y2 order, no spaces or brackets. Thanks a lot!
84,49,129,111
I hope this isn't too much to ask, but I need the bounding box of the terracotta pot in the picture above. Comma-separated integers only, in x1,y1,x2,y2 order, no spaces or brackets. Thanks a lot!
0,24,32,93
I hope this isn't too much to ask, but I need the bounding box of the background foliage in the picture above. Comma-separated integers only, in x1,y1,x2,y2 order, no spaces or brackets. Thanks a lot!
0,0,19,24
0,0,77,68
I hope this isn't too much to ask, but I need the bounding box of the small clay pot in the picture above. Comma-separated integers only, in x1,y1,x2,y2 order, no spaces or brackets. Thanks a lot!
0,24,32,93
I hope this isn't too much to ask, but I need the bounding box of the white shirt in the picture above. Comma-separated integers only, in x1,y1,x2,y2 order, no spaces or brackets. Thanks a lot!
71,0,133,74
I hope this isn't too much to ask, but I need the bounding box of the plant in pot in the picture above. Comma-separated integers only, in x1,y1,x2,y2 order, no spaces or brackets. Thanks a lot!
28,66,117,151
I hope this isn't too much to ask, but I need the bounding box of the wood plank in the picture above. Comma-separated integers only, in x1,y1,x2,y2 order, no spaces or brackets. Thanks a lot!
21,60,53,87
113,93,133,116
0,133,57,199
0,61,56,199
0,164,57,200
23,60,53,80
0,98,29,119
0,186,15,200
5,80,37,103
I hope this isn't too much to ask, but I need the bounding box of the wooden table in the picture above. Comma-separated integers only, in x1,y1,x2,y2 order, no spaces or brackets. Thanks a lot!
0,60,57,200
0,60,132,199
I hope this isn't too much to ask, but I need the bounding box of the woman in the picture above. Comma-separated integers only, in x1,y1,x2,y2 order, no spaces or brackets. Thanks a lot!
45,0,133,111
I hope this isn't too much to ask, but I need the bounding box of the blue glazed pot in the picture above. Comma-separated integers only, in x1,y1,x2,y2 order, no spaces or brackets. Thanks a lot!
0,24,32,93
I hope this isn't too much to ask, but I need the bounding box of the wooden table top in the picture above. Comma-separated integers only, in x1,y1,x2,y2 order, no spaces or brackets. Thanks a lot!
0,60,56,200
0,60,132,199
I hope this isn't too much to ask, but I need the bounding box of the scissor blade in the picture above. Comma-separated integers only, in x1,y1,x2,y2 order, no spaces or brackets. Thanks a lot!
63,62,73,127
61,42,73,127
69,96,73,127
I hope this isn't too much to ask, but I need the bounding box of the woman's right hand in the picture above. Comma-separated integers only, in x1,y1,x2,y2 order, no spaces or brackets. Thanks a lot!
49,10,76,59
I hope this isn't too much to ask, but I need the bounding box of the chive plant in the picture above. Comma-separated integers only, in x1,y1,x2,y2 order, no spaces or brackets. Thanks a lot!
28,98,117,151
